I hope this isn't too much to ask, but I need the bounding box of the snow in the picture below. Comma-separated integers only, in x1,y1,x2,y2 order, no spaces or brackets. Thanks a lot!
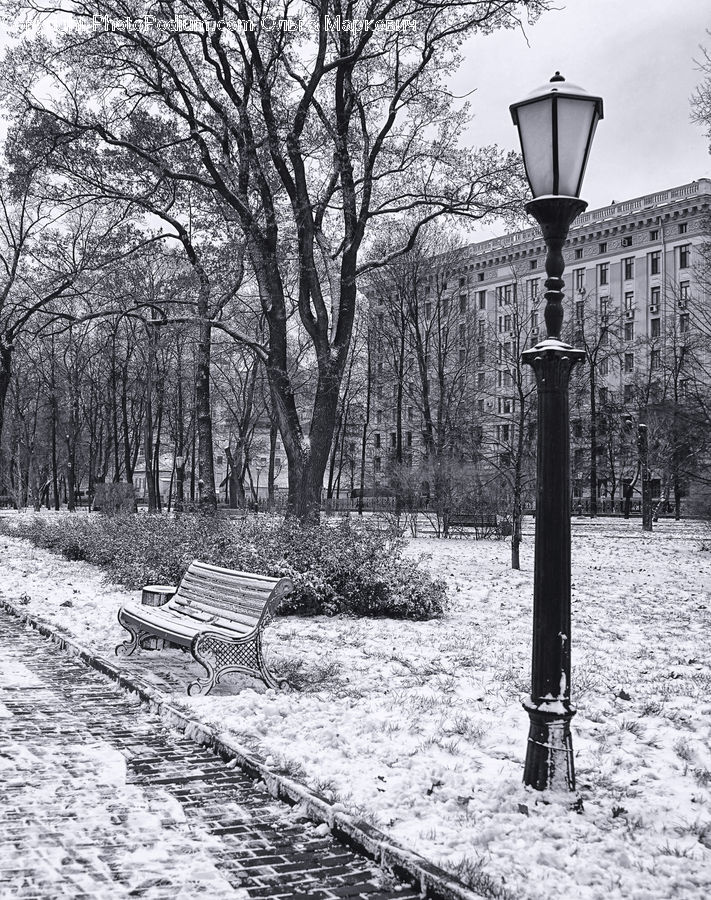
1,517,710,899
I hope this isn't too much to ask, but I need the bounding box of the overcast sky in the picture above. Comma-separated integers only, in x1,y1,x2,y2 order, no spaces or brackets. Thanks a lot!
457,0,711,238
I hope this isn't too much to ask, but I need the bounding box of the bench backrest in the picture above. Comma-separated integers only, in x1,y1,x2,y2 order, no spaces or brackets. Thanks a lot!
168,561,293,633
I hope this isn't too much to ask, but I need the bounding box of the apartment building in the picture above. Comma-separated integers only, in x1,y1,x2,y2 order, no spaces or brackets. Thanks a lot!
369,179,711,510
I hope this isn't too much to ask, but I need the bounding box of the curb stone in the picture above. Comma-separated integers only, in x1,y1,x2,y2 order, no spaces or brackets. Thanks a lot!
0,596,493,900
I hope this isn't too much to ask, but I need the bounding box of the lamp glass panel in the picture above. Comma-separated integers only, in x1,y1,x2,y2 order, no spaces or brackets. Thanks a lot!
516,98,554,197
555,98,599,197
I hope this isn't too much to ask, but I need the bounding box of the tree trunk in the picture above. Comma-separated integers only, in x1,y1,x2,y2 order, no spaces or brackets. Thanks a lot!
268,419,278,509
195,303,216,510
65,433,76,512
143,324,157,513
0,342,13,487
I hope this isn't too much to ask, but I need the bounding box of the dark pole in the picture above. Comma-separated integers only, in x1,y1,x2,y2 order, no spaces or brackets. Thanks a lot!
522,196,586,792
175,459,185,512
638,424,652,531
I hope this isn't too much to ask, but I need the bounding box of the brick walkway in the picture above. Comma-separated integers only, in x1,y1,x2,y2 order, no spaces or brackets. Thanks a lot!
0,608,421,900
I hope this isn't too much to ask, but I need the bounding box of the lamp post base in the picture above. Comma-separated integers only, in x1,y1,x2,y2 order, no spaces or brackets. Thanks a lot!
523,702,577,792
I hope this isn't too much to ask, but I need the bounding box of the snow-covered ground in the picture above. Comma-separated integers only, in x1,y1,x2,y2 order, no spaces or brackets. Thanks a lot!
1,517,710,899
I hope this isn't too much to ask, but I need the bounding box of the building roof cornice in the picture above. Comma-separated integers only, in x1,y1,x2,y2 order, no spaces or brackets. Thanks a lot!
464,178,711,262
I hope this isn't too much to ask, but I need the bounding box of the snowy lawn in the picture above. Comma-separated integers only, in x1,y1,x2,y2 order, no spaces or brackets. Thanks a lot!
1,516,710,899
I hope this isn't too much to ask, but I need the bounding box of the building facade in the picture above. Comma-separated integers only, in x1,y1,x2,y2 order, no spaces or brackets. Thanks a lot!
368,179,711,514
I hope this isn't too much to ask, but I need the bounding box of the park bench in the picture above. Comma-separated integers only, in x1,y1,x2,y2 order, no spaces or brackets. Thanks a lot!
115,561,293,696
447,513,502,539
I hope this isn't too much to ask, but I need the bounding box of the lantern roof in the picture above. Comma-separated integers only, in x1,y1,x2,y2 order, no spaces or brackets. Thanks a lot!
510,72,604,125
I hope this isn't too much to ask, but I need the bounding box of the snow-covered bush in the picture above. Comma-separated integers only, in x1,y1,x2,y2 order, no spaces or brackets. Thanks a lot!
0,514,447,620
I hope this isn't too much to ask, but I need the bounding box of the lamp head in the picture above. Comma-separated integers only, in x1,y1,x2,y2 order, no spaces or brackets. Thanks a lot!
510,72,603,200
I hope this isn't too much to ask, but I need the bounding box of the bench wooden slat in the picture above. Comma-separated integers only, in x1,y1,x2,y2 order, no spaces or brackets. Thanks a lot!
172,589,266,622
169,597,258,631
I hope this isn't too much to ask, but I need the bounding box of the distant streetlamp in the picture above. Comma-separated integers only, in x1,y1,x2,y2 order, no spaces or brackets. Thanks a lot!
622,416,653,530
510,72,603,792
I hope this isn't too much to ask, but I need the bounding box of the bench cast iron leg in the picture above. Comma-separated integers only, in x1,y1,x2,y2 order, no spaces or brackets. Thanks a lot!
189,631,281,696
115,611,143,657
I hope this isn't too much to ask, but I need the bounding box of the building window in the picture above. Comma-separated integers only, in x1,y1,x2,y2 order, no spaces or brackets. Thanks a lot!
650,251,661,275
572,419,583,439
478,320,485,339
374,433,381,448
599,358,609,375
530,259,537,269
624,321,634,342
600,327,609,346
478,290,486,310
528,278,540,298
477,372,485,388
406,432,412,447
458,323,466,344
575,300,584,322
650,228,659,241
650,285,661,307
531,310,539,328
459,348,466,363
624,384,634,402
574,448,584,468
679,281,689,300
624,352,634,373
459,294,467,313
624,291,634,311
622,236,633,247
390,433,397,448
477,272,485,282
459,276,466,288
600,296,609,316
599,387,608,404
407,406,414,421
499,424,510,443
374,457,381,473
678,244,690,269
376,409,382,424
477,399,485,414
599,241,607,253
598,263,609,286
678,222,687,235
574,268,585,292
623,257,634,280
504,315,512,331
424,301,432,318
651,318,660,338
650,348,660,371
574,248,584,260
679,313,690,333
442,298,449,315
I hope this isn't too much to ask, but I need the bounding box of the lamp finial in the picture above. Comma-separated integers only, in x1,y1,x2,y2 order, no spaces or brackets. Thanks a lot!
550,71,565,83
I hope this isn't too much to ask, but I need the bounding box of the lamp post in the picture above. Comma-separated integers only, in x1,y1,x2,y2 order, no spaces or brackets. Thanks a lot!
510,73,603,791
622,416,653,530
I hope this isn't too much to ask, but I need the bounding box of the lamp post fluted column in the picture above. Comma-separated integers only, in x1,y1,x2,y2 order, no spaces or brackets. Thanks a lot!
521,199,586,791
510,71,603,792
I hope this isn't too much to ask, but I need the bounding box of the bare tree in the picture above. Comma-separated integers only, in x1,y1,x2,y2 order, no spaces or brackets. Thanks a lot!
5,0,548,519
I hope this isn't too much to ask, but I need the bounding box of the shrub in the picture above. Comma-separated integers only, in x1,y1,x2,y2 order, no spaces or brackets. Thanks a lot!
0,513,447,620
